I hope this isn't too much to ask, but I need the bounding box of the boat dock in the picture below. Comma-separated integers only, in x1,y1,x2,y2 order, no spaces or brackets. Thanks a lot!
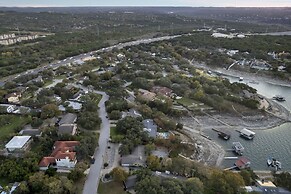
224,157,238,160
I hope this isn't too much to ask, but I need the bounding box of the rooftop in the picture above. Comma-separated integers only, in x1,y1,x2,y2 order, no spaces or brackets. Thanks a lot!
142,119,157,138
240,128,256,136
257,180,277,188
58,113,77,125
5,136,31,149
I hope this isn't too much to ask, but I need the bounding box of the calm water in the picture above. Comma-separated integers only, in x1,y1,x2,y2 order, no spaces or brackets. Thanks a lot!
205,74,291,170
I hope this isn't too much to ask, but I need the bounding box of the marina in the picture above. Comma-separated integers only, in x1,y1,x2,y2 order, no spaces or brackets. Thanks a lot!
204,73,291,170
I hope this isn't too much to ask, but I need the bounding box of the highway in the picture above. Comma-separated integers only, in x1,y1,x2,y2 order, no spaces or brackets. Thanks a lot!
0,34,184,86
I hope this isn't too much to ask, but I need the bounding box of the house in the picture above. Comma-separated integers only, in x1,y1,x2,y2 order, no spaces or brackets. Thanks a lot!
58,124,77,135
121,146,146,167
39,141,80,170
58,113,78,135
123,175,137,191
151,86,173,98
5,136,31,152
58,113,77,126
138,89,156,101
19,129,42,137
122,108,142,118
27,76,43,84
142,119,157,138
0,104,17,113
5,92,21,104
244,180,291,194
58,101,82,112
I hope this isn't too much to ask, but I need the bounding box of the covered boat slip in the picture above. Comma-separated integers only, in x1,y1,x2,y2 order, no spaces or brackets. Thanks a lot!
240,128,256,140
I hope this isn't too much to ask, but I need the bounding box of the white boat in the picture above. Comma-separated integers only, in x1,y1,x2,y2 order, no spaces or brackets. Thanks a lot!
267,158,272,166
239,77,244,81
240,128,256,140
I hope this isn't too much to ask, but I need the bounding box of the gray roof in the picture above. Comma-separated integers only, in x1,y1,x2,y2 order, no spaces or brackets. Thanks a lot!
142,119,157,138
20,129,42,136
59,113,77,125
124,175,137,190
58,124,76,135
121,146,145,166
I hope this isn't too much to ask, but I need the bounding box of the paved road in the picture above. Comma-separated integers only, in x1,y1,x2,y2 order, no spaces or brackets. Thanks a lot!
75,85,110,194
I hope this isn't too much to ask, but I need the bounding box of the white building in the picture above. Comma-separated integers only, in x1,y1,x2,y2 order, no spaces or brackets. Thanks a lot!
5,136,31,152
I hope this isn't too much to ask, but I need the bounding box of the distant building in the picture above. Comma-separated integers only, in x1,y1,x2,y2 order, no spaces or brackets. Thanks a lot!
5,136,32,152
39,141,80,170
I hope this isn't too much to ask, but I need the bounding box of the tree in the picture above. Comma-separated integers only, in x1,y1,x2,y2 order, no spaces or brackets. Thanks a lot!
109,110,121,120
40,104,60,119
135,176,164,194
77,111,101,130
206,170,245,194
161,179,184,194
147,155,161,170
184,178,204,194
111,167,128,182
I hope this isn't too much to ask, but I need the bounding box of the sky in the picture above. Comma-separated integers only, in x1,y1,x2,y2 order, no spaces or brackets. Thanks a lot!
0,0,290,7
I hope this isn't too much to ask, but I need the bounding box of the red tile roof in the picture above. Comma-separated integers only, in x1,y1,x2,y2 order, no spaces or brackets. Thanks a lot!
54,151,76,160
38,141,80,168
39,157,56,167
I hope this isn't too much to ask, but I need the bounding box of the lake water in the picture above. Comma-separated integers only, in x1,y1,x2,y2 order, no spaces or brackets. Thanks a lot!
204,74,291,171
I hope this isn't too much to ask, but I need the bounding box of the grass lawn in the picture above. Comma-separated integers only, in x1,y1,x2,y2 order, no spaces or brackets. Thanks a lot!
91,93,102,104
110,127,118,136
0,115,30,146
98,181,127,194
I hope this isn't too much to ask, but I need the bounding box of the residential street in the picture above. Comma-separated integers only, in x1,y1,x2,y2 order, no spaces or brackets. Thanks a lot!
80,85,110,194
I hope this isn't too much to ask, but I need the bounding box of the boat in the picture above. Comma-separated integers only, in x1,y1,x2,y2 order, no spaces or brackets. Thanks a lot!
232,142,244,155
267,157,272,166
240,128,255,140
267,158,282,171
218,131,230,140
239,77,244,81
272,95,286,102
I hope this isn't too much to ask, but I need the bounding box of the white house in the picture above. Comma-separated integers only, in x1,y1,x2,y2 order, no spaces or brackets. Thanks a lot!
5,136,31,152
39,141,80,170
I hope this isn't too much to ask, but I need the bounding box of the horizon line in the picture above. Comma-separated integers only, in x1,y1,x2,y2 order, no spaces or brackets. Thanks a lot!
0,5,290,8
